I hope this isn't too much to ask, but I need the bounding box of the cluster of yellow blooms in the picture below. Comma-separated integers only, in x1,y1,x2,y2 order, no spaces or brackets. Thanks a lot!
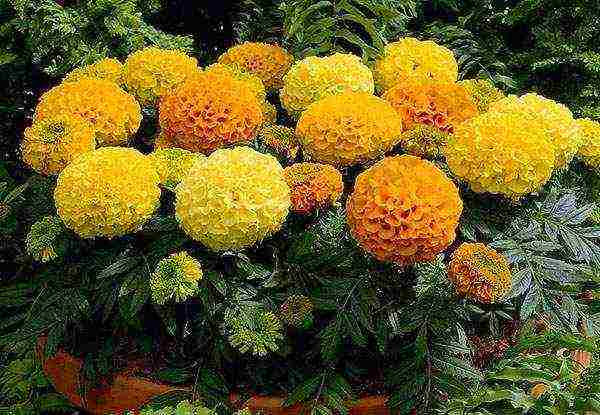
296,92,403,167
280,53,374,117
63,58,125,86
458,79,505,113
283,162,343,214
373,38,458,92
217,41,293,90
123,47,200,107
148,148,205,188
576,119,600,169
175,147,290,251
346,155,463,265
448,243,512,304
54,147,161,238
150,252,203,305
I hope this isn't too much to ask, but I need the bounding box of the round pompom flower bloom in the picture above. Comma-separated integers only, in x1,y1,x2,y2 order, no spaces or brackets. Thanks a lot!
283,163,343,215
158,71,263,154
346,155,463,265
63,58,125,86
458,79,505,113
205,63,266,102
400,124,450,159
445,111,556,199
489,94,582,169
148,148,205,189
280,294,314,329
382,79,478,133
123,47,199,107
175,146,290,252
34,78,141,146
224,306,284,356
295,92,403,167
576,118,600,169
448,243,512,304
150,252,203,305
373,38,458,92
54,147,161,238
21,114,96,175
217,41,293,90
280,53,374,117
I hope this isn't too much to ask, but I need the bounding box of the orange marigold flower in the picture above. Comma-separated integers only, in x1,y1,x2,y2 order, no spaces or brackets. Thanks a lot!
283,163,343,214
346,155,462,265
448,243,512,304
383,79,478,133
158,70,263,154
218,42,293,90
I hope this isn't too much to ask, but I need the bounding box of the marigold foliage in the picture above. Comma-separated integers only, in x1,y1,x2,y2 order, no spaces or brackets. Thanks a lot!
205,63,266,102
257,124,299,162
34,78,141,146
445,111,556,198
295,92,402,167
280,53,374,117
217,41,293,90
382,79,478,133
158,71,264,154
283,163,343,215
148,148,205,189
401,124,450,159
280,294,314,329
124,47,199,107
373,38,458,92
448,243,512,304
54,147,160,238
25,216,65,263
458,79,505,113
346,155,462,265
175,146,290,251
489,93,582,169
21,114,96,176
225,308,284,356
576,118,600,169
63,58,125,86
150,252,203,305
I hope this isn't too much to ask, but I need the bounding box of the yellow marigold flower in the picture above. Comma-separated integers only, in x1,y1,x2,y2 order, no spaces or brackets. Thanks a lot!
150,252,203,305
34,78,141,146
123,47,199,107
373,38,458,92
218,41,293,90
280,53,374,117
54,147,161,238
296,92,402,167
205,63,266,102
489,93,581,169
63,58,125,86
445,111,556,199
448,243,512,304
25,216,65,263
458,79,505,113
382,79,478,133
158,71,263,154
148,148,205,188
401,124,450,159
21,114,95,175
280,294,314,329
576,118,600,169
283,162,343,215
346,155,462,265
175,146,290,251
257,124,299,162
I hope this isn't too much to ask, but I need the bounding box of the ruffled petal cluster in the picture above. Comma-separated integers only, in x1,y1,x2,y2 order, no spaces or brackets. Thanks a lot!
283,162,343,214
280,294,314,329
346,155,462,265
54,147,160,238
373,38,458,92
576,118,600,169
150,252,203,305
217,42,293,90
458,79,505,113
448,243,512,304
175,146,290,251
280,53,374,117
34,78,141,146
445,111,556,198
295,92,403,167
382,79,478,134
148,148,205,188
205,63,266,102
124,47,199,107
257,124,299,162
64,58,125,86
21,114,95,175
401,124,450,159
489,93,582,169
158,71,263,154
